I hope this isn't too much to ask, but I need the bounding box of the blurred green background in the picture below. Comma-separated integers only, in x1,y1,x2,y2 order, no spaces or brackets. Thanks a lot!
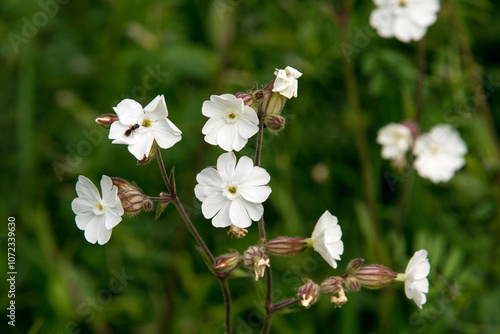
1,0,500,333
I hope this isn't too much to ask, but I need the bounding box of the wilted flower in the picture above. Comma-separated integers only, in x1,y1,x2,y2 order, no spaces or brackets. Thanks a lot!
71,175,124,245
194,152,271,228
370,0,440,43
272,66,302,99
310,211,344,269
298,280,320,308
413,124,467,183
201,94,259,152
395,249,430,309
108,95,182,160
243,246,270,281
377,122,414,160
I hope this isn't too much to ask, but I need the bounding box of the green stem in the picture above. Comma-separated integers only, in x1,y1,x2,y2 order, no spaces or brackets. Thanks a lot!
415,39,426,124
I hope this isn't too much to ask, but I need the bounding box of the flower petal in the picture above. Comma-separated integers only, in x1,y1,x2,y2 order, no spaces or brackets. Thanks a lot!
229,197,252,228
211,201,232,228
113,99,144,124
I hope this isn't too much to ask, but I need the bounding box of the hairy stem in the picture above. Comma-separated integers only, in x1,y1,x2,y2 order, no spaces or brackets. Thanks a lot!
220,278,232,334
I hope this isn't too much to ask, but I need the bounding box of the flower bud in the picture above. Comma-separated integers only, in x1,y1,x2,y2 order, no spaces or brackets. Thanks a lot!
351,265,397,289
266,237,308,257
95,114,119,129
111,177,153,216
235,92,255,108
345,258,364,275
298,280,320,308
401,120,419,139
263,115,285,133
320,276,344,295
214,251,242,275
259,80,286,116
243,246,270,281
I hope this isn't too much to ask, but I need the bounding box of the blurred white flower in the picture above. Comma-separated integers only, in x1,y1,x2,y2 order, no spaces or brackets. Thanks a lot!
377,123,414,160
413,124,467,183
201,94,259,152
311,211,344,269
370,0,440,43
401,249,430,309
109,95,182,160
71,175,124,245
194,152,271,228
272,66,303,98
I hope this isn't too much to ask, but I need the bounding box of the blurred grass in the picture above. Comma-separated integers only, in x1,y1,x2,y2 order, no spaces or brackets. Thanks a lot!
1,0,500,333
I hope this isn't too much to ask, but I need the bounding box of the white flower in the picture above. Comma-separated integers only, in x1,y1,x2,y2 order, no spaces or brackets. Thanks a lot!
272,66,302,98
71,175,124,245
370,0,440,43
413,124,467,183
377,123,413,160
311,211,344,269
109,95,182,160
194,152,271,228
402,249,430,309
201,94,259,152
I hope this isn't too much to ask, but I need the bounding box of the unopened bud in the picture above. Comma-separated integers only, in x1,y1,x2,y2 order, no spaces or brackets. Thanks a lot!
214,251,242,275
320,276,344,295
351,265,397,289
95,114,119,129
345,258,364,275
266,237,308,257
243,246,270,281
298,280,320,308
263,115,285,133
235,92,255,108
259,80,286,116
111,177,153,216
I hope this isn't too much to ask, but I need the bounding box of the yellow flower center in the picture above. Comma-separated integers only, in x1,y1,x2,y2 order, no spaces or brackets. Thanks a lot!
399,0,407,7
142,118,152,127
228,112,236,119
228,185,237,194
96,203,103,211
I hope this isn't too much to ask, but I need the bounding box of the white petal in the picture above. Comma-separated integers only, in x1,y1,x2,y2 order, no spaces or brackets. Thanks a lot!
239,167,271,188
232,156,254,184
217,152,237,182
75,211,95,230
370,8,395,38
229,197,252,228
201,194,228,219
217,123,237,152
202,117,225,136
113,99,144,124
75,175,101,203
104,209,123,230
153,120,182,149
71,197,94,215
144,95,168,117
239,185,272,203
127,134,154,160
285,66,303,79
241,200,264,221
407,5,438,27
83,215,105,244
211,201,232,228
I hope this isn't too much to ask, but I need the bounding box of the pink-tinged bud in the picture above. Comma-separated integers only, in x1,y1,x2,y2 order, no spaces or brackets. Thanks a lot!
243,246,270,281
235,92,255,108
263,115,285,133
320,276,344,295
401,120,419,139
214,251,242,275
95,114,119,129
298,280,320,308
352,265,398,289
111,177,153,216
266,237,308,257
345,258,364,275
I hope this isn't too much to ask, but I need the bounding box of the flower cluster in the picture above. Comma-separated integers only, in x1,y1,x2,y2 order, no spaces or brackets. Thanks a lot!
377,122,467,183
